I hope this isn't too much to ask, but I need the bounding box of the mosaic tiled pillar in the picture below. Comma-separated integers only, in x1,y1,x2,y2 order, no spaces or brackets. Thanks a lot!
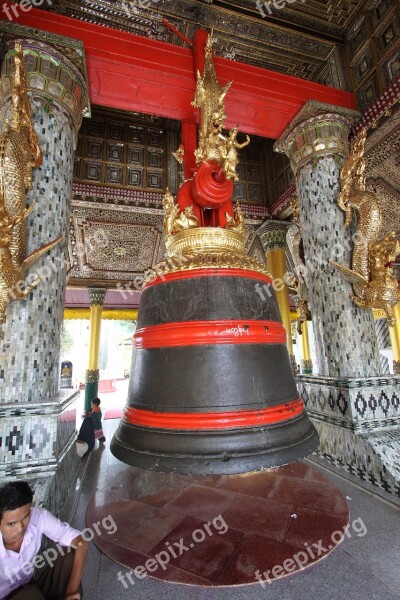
257,220,297,372
0,24,89,513
275,101,400,496
374,317,391,375
84,288,106,414
275,104,380,378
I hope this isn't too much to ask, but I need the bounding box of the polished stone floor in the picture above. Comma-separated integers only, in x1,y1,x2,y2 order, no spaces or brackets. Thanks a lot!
65,418,400,600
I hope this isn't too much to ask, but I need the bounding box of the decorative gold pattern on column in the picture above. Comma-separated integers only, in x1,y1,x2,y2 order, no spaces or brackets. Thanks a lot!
88,287,107,307
0,23,90,146
332,130,400,326
86,369,100,384
274,101,359,175
0,43,62,323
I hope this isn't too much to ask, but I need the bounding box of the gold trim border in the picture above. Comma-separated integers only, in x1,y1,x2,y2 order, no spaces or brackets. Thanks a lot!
64,308,138,320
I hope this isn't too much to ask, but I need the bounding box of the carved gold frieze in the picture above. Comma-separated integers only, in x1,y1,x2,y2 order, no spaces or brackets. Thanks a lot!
0,43,62,323
332,129,400,325
144,249,271,281
165,227,245,257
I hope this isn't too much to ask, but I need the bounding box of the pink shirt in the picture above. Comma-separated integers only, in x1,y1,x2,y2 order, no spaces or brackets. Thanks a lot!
0,507,81,599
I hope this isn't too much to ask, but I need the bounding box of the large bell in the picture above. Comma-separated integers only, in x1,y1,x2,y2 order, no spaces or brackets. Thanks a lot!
111,29,319,474
111,228,319,475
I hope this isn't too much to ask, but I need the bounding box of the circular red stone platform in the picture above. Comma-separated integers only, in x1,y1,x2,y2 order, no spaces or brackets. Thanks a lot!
86,461,349,587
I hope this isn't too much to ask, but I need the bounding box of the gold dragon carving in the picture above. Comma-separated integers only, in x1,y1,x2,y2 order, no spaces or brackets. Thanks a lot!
332,129,400,326
0,43,62,323
286,195,311,334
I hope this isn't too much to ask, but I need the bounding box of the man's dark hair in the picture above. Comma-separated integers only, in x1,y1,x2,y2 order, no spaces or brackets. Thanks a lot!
0,481,33,521
91,397,101,406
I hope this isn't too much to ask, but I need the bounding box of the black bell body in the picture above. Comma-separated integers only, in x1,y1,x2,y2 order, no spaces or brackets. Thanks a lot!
111,267,319,474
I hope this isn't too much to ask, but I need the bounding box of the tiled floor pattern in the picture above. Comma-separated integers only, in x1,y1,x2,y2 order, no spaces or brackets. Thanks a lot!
86,459,348,586
68,419,400,599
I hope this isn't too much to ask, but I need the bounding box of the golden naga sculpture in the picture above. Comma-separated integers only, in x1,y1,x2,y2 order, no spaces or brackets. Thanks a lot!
332,129,400,325
286,195,310,334
0,43,62,324
192,33,249,180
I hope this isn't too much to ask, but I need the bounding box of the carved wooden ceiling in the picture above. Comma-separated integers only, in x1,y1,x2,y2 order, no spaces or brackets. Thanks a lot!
43,0,373,90
67,198,265,289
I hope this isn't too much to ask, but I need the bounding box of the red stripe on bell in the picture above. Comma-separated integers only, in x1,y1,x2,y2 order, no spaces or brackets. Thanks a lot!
143,268,273,290
123,399,305,429
133,320,287,349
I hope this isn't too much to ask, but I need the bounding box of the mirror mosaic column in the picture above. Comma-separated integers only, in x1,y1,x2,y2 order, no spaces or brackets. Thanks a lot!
275,101,400,496
0,23,89,513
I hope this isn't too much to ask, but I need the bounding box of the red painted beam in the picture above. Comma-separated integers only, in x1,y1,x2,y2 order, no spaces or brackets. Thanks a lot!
0,8,357,138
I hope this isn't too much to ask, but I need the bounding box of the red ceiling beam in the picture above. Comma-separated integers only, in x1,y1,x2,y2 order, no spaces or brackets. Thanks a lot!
0,8,357,139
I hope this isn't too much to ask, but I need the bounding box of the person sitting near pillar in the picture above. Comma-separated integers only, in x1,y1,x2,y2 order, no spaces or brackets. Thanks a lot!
90,398,106,445
76,416,95,458
0,481,88,600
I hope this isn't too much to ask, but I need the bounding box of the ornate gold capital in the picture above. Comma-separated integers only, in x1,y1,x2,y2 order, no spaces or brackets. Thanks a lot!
0,25,89,144
274,100,360,175
88,288,106,307
85,369,100,383
257,220,291,252
301,359,313,374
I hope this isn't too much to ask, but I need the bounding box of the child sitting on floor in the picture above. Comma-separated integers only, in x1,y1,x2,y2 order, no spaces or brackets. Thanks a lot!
90,397,106,444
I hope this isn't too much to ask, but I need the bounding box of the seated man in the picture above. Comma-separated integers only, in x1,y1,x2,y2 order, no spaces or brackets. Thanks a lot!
0,481,88,600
